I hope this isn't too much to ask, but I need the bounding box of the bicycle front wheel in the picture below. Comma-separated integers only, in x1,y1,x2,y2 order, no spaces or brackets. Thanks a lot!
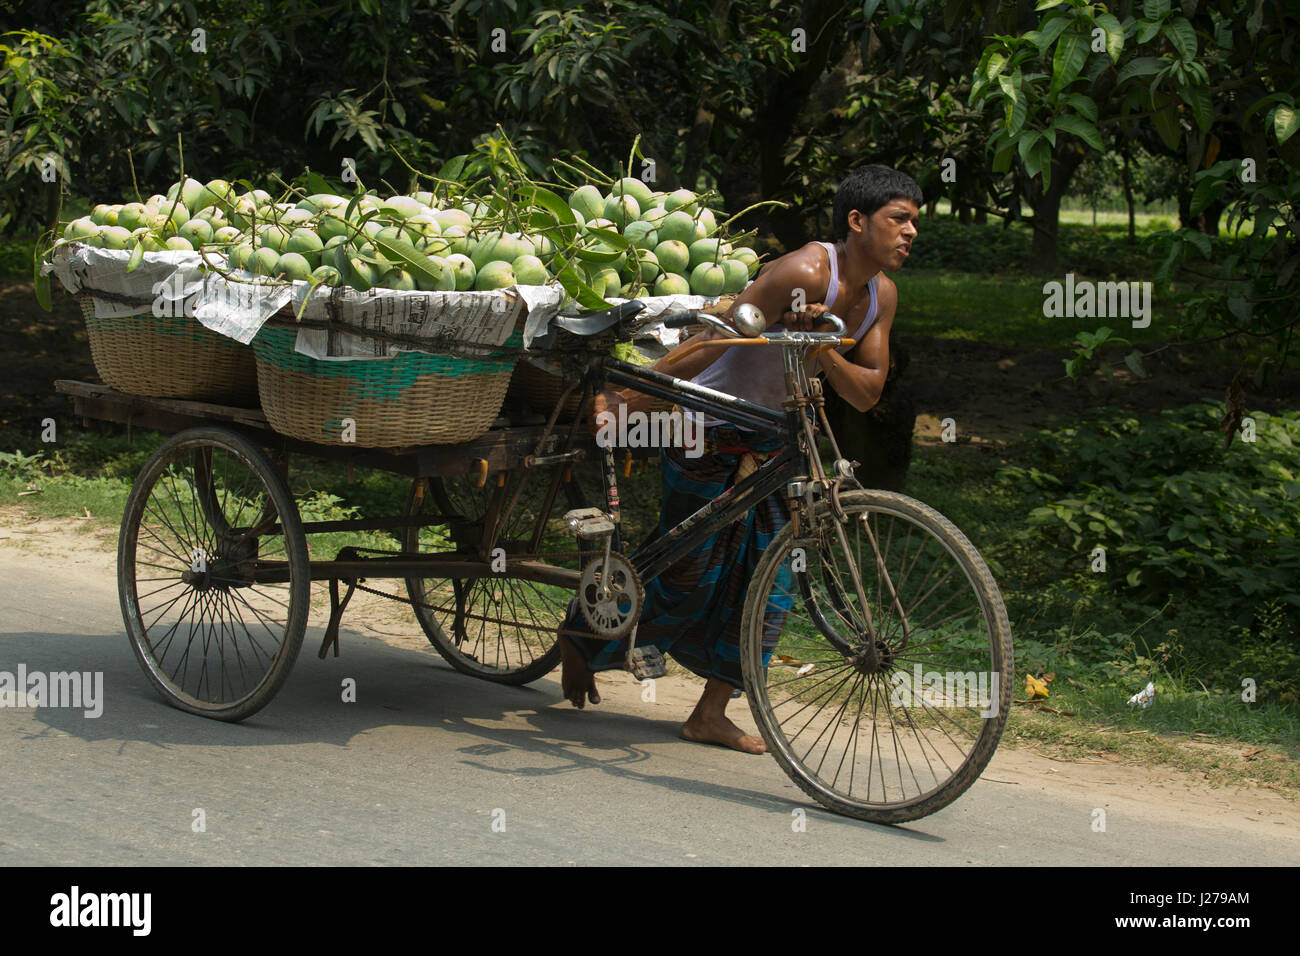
740,489,1012,823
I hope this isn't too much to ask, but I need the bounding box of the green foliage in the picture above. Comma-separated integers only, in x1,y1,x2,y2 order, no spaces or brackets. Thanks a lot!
999,402,1300,637
973,0,1300,366
903,216,1159,275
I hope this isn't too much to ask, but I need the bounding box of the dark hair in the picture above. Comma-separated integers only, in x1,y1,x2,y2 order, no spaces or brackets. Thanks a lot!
832,165,923,240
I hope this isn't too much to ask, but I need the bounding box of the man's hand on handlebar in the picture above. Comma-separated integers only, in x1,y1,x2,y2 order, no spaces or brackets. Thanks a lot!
781,301,833,332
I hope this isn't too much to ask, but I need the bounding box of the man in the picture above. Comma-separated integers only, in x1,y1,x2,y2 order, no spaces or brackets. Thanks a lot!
559,164,921,753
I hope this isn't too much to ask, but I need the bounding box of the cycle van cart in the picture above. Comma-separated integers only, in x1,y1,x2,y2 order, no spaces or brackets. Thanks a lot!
54,292,1013,824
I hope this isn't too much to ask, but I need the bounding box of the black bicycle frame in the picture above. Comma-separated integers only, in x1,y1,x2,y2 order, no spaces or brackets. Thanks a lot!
591,355,808,586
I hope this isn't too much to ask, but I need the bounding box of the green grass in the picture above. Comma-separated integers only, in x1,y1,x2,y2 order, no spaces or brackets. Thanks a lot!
890,270,1171,350
0,237,38,280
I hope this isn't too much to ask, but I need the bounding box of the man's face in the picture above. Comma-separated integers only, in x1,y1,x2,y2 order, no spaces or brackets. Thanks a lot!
850,199,919,269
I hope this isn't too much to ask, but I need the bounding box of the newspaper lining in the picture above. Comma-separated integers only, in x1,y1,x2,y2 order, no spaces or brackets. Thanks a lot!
43,242,715,359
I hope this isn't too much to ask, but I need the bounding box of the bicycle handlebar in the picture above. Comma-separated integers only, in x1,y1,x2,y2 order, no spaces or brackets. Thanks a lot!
659,309,847,337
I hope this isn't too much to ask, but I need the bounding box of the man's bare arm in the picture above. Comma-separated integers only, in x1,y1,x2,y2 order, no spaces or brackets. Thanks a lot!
596,247,828,422
814,276,897,413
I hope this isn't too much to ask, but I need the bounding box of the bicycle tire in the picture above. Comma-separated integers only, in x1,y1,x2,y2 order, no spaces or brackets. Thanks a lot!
118,427,309,721
740,488,1013,823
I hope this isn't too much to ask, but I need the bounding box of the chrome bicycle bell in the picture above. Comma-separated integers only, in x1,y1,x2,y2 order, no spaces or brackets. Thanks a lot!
732,303,766,336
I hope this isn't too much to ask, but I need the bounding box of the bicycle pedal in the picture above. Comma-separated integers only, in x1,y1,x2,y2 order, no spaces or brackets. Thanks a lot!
564,507,615,539
627,645,667,680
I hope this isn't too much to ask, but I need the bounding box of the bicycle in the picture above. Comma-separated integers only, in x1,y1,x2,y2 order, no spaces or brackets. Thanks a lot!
444,300,1015,823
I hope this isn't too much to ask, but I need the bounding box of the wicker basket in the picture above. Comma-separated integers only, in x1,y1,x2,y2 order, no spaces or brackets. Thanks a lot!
79,296,258,405
510,359,587,421
251,326,518,447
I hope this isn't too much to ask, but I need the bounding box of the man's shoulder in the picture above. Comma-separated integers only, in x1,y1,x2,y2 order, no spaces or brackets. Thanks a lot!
875,272,899,311
758,242,832,292
773,241,832,270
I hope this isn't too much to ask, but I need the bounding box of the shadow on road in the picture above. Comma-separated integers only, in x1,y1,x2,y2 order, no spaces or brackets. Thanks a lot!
2,624,946,841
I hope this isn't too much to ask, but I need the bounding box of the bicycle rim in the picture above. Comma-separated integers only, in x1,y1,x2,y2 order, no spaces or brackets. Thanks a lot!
742,489,1012,823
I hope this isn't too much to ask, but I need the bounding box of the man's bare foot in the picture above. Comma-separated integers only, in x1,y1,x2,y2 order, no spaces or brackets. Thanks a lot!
559,636,600,709
679,678,766,754
680,712,767,754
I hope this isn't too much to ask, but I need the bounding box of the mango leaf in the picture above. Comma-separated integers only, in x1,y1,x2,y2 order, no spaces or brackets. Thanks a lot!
1123,349,1147,379
992,143,1015,174
1017,130,1043,168
520,183,576,227
1243,91,1293,122
126,238,144,273
1182,229,1212,259
998,74,1026,134
1115,56,1165,86
1064,92,1099,122
1035,0,1066,9
1275,107,1300,145
583,226,631,251
1093,12,1124,62
1180,85,1213,133
438,154,469,183
369,234,446,288
1189,177,1224,217
34,263,51,312
1144,0,1171,19
1053,114,1104,151
552,253,610,310
298,170,333,197
985,50,1008,82
1163,16,1197,60
1246,0,1263,38
1050,29,1088,94
1155,237,1181,282
1022,136,1052,183
1151,95,1182,150
1030,13,1071,54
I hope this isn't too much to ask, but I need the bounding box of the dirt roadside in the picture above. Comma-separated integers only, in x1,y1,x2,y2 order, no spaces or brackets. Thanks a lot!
3,510,1295,837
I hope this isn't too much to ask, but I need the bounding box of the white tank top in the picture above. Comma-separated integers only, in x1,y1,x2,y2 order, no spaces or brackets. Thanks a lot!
692,241,878,428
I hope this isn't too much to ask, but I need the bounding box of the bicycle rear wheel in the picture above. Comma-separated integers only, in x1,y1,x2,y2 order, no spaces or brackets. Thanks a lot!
402,462,599,684
740,489,1012,823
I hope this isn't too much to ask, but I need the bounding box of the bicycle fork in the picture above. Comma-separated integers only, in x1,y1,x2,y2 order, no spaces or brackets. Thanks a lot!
783,349,909,671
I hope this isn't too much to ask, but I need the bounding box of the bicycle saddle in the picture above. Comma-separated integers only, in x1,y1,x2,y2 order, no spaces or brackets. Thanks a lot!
552,299,645,336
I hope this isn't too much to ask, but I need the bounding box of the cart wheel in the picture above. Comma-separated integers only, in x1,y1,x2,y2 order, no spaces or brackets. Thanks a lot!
402,465,596,685
118,427,309,721
740,490,1013,823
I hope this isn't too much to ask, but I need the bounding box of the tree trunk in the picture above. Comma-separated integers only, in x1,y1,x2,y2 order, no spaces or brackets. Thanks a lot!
1122,149,1136,243
1027,147,1085,274
756,2,852,248
680,0,733,188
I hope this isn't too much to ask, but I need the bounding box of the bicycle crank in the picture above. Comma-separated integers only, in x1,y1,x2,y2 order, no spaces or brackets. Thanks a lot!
578,551,643,640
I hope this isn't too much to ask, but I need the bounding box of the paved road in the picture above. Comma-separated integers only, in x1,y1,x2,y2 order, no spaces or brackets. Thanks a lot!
1,554,1295,866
